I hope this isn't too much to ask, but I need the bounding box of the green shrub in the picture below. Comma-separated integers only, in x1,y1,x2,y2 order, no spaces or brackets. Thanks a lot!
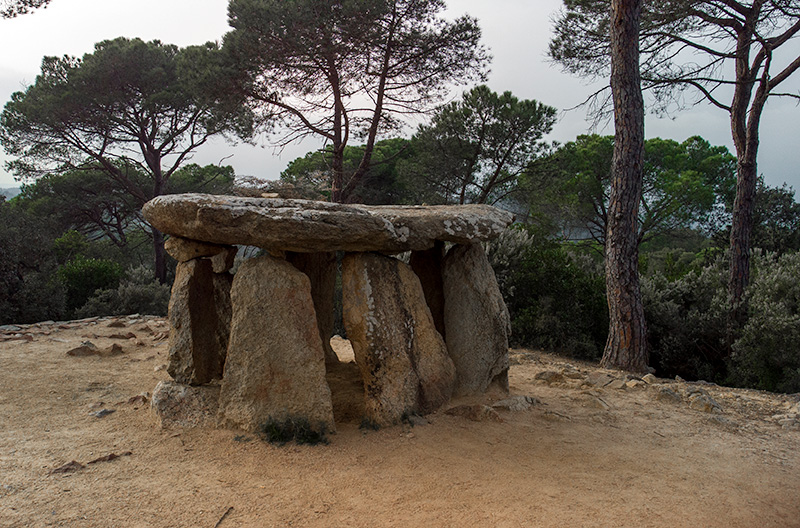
642,260,729,382
643,250,800,392
52,230,90,264
487,229,608,360
258,417,329,446
75,266,170,318
729,251,800,393
57,256,124,314
0,270,65,324
0,198,66,324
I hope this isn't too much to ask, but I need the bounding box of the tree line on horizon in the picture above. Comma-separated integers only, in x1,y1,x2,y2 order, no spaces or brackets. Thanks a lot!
1,0,799,392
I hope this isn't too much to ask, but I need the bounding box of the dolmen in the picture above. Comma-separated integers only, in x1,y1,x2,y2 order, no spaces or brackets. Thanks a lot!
143,193,514,435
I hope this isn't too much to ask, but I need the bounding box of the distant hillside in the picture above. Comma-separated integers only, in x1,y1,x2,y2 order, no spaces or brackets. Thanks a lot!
1,187,20,199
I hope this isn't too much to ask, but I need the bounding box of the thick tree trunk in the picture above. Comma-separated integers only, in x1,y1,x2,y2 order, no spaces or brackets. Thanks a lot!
152,227,167,285
601,0,648,373
342,6,398,204
726,16,758,331
728,157,757,318
727,14,769,338
327,49,347,204
331,145,345,203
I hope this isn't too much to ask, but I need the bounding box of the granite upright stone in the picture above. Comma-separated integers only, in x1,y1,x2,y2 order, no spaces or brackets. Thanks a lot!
442,242,511,396
286,251,339,364
168,259,227,385
217,255,335,434
343,252,455,426
409,240,446,339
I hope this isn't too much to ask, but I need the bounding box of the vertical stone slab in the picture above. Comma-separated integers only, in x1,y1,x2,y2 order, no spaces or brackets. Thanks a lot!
168,259,226,385
409,240,446,340
286,251,339,364
210,246,238,273
343,252,455,426
212,272,233,367
442,242,511,396
217,255,335,434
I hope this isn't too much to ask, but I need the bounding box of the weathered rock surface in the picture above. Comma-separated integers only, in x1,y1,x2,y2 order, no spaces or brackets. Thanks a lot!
689,393,723,414
151,380,219,428
142,194,514,253
66,341,99,357
626,379,645,389
442,242,510,396
606,379,627,390
212,272,233,366
210,247,238,273
167,260,229,385
642,373,658,385
66,341,123,357
577,391,611,410
164,236,231,263
286,251,338,364
656,387,682,403
343,252,456,426
534,371,565,384
444,404,503,422
492,395,541,412
586,372,615,388
217,255,335,434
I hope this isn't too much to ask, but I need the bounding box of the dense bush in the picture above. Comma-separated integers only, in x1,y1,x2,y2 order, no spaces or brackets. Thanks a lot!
76,266,171,318
57,256,124,314
0,198,65,324
642,259,729,382
643,251,800,393
729,252,800,393
487,228,608,360
0,269,65,324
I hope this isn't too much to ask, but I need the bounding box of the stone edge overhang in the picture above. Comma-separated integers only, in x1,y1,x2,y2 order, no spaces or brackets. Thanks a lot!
142,193,515,253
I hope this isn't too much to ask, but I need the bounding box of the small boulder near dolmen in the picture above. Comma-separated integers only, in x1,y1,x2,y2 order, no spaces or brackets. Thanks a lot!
142,194,513,253
151,380,219,428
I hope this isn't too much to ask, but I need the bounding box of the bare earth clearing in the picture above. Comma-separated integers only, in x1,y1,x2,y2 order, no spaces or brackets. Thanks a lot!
1,316,799,528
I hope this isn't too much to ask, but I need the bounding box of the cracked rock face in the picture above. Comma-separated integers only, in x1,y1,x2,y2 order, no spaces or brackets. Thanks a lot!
443,242,511,396
342,252,456,426
142,194,513,253
216,255,335,435
151,381,219,428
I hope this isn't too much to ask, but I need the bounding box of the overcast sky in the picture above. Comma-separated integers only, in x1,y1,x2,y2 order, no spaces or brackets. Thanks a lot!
1,0,798,190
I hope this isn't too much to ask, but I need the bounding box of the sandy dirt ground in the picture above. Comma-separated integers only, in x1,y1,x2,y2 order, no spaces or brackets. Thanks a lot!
1,315,799,528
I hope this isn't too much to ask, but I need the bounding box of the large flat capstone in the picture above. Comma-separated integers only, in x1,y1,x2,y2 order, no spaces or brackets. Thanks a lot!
142,194,514,253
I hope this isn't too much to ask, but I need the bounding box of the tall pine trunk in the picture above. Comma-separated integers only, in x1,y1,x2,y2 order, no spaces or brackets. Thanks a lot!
601,0,648,373
728,47,768,333
152,227,167,285
728,158,757,326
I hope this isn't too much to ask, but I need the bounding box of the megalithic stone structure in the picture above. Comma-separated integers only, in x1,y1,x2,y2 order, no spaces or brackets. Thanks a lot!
143,194,514,434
